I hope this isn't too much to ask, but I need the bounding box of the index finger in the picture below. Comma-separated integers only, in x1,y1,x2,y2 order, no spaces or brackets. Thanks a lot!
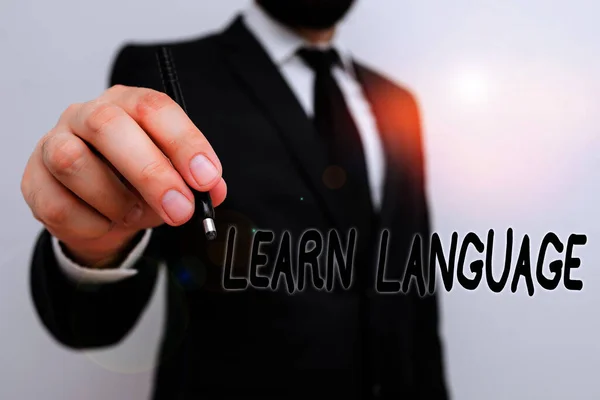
103,85,223,193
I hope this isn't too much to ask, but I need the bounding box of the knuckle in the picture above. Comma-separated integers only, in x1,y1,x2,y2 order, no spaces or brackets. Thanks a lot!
40,202,70,226
32,212,44,224
65,103,81,114
61,103,81,121
106,84,127,95
137,89,173,113
82,101,123,135
19,175,28,200
26,190,45,224
139,159,172,184
38,132,53,152
21,175,37,209
43,136,87,175
20,157,33,195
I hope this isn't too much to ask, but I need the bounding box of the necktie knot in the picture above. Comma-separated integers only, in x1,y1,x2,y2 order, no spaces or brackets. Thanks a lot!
297,47,342,72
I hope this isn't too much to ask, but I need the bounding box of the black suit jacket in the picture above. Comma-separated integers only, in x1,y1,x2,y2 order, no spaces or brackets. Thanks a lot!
29,16,449,400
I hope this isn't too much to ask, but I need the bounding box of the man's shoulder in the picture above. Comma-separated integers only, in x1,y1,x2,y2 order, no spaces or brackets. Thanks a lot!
353,60,419,106
353,60,423,144
107,31,222,88
114,31,220,61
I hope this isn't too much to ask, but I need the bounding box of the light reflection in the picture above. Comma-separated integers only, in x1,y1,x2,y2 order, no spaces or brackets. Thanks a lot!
419,60,596,218
450,66,491,108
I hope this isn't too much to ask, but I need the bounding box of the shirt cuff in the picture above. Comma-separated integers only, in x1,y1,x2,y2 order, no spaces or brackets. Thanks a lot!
51,229,153,284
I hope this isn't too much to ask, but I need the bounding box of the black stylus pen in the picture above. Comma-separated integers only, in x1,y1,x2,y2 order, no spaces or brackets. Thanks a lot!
156,46,217,240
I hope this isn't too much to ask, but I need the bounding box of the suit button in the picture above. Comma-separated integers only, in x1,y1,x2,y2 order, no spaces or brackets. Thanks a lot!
372,383,381,397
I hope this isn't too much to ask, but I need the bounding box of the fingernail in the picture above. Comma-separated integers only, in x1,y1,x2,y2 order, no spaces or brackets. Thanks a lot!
190,154,219,187
162,190,193,223
123,204,143,226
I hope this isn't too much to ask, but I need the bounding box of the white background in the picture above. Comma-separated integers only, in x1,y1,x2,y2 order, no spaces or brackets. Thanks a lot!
1,0,599,399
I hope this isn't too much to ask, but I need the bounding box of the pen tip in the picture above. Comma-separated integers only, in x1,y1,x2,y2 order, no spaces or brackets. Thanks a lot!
206,231,217,241
202,218,217,240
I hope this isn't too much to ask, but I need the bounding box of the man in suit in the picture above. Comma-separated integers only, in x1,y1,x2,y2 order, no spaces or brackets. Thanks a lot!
21,0,449,398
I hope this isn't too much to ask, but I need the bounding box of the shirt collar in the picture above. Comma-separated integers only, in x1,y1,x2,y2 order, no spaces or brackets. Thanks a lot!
242,2,355,74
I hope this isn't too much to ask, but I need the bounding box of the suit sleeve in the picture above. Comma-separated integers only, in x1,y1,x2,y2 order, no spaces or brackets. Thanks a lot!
29,45,171,349
406,92,450,399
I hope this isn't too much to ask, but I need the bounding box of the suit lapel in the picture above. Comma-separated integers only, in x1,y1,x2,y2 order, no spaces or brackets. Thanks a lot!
218,17,350,229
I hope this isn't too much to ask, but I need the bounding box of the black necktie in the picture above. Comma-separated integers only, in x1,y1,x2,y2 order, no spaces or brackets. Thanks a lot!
298,50,374,380
297,47,373,226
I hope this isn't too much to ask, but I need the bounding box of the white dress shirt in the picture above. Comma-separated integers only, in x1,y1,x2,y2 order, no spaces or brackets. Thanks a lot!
52,2,386,284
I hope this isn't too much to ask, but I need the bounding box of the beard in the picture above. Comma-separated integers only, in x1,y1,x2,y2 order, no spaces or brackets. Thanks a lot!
257,0,356,29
